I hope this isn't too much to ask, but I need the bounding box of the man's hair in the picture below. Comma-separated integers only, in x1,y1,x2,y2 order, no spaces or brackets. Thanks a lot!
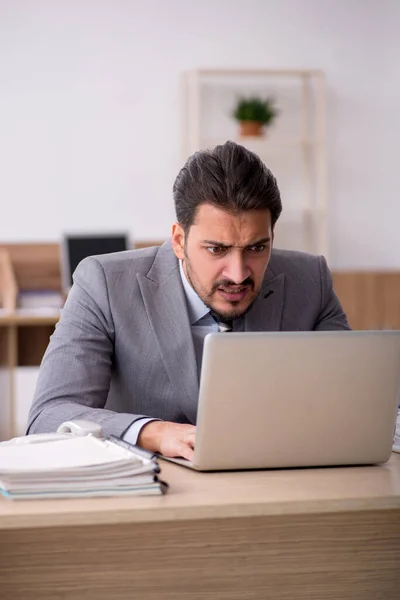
173,140,282,232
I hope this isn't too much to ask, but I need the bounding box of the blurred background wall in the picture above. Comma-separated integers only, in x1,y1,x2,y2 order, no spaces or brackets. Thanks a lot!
0,0,398,269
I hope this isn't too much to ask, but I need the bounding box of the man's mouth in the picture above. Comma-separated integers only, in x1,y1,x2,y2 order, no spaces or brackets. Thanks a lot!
217,286,249,302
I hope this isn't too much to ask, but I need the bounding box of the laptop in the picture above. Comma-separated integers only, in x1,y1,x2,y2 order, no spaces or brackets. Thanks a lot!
163,331,400,471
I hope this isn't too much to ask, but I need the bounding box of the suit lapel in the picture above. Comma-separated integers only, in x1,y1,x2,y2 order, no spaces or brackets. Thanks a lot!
245,271,285,332
137,242,199,423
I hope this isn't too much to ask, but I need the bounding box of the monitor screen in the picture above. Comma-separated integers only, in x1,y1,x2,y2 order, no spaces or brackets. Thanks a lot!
62,234,129,290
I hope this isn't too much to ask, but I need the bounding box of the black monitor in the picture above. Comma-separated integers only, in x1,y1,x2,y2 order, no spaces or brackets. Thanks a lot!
61,233,129,291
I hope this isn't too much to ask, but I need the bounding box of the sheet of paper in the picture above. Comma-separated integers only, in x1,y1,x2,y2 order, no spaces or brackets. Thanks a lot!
0,436,137,473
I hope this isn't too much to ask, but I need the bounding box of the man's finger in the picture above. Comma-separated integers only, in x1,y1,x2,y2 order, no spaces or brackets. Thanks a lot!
176,441,194,461
185,432,196,448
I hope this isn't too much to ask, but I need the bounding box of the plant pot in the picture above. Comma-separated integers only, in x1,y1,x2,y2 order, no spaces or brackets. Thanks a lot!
239,121,264,137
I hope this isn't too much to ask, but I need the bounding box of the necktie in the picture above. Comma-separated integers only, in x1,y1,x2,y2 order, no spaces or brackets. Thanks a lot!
209,311,233,333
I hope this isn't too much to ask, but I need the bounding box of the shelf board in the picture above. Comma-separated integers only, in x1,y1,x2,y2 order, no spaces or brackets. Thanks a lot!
0,310,60,327
200,137,320,150
189,68,324,78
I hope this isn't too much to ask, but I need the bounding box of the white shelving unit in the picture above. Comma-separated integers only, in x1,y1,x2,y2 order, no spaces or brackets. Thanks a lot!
181,69,328,258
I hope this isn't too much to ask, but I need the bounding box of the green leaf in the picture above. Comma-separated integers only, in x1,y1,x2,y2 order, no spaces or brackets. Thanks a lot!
232,96,278,125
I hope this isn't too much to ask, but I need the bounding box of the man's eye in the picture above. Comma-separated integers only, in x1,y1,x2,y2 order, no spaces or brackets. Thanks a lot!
207,246,226,255
247,245,266,253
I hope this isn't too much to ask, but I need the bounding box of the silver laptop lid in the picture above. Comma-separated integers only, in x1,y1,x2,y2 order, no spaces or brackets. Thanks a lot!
193,331,400,470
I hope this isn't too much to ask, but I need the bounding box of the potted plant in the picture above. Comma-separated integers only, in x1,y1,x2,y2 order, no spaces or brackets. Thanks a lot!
233,96,278,137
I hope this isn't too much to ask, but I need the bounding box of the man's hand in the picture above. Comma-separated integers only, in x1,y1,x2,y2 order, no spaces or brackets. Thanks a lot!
137,421,196,461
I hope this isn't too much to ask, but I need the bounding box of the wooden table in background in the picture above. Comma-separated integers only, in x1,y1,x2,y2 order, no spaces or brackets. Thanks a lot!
0,454,399,600
0,312,59,438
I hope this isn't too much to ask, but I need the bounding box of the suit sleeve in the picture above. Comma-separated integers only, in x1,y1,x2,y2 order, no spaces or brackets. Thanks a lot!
26,257,144,437
314,256,351,331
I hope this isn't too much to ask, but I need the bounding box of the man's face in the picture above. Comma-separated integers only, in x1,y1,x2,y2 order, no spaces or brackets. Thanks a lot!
171,204,274,321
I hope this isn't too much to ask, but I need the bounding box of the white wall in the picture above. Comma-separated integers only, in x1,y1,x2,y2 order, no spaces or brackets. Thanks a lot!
0,0,398,269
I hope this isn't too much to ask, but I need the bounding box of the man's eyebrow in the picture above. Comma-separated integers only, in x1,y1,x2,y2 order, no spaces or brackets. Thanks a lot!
202,237,271,249
202,240,231,248
244,237,271,247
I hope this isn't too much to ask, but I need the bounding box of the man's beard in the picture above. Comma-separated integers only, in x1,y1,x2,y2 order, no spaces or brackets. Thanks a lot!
183,252,260,322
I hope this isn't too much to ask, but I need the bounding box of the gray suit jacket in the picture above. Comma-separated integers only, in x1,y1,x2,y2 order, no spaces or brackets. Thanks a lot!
27,241,349,436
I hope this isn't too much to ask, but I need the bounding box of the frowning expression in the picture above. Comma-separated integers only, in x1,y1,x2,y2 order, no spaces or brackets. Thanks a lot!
172,204,274,321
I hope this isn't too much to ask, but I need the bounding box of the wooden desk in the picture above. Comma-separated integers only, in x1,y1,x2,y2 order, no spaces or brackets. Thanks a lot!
0,454,399,599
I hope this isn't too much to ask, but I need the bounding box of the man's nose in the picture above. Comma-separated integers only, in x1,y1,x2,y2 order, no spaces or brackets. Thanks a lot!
222,254,251,284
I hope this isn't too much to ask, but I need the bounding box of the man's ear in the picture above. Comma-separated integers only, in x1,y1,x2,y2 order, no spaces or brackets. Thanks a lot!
171,222,185,260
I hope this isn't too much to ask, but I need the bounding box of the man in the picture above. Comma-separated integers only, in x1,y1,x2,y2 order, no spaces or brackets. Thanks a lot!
27,141,349,460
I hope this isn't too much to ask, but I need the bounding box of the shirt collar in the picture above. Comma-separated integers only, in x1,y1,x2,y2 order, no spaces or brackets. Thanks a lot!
179,260,210,325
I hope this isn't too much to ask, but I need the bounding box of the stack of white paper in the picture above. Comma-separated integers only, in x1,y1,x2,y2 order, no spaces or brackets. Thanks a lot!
18,290,64,310
0,436,167,499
